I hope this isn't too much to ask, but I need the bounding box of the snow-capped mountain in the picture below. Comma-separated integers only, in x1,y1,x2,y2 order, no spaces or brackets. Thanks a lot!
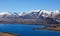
0,10,60,19
0,12,19,18
0,12,11,15
19,10,60,19
0,10,60,24
0,12,11,18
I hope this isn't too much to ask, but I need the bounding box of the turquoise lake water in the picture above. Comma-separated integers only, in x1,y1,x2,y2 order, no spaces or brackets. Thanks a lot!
0,24,60,36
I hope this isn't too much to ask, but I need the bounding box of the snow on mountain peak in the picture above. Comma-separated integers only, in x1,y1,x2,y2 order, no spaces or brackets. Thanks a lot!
18,12,24,16
0,10,60,19
0,12,11,15
27,10,40,14
24,10,60,18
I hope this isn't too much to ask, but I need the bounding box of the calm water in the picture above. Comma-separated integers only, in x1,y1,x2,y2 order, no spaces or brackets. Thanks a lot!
0,24,60,36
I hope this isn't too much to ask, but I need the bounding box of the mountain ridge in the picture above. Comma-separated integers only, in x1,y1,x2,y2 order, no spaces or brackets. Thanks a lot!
0,10,60,24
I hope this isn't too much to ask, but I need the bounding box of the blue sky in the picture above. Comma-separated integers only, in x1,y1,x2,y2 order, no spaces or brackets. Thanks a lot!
0,0,60,12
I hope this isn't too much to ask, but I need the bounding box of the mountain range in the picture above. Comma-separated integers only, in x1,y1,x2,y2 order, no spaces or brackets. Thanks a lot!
0,10,60,24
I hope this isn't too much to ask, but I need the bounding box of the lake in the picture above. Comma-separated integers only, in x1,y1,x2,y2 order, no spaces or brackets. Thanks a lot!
0,24,60,36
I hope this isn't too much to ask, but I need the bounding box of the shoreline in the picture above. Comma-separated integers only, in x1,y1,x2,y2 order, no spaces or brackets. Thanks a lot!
33,24,60,32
